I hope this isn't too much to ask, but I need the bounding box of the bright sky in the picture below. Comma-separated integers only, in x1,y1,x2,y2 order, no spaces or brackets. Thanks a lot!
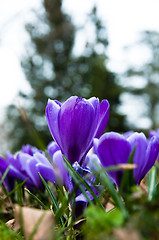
0,0,159,127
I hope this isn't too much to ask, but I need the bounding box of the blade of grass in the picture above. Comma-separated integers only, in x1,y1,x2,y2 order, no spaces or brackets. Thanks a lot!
67,192,75,240
0,166,10,187
119,148,136,195
0,179,28,206
16,180,24,206
38,173,65,226
148,166,156,201
38,173,58,211
25,188,49,210
54,181,80,223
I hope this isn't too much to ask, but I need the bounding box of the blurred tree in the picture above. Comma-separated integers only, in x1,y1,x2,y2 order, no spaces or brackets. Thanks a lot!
5,0,126,152
125,30,159,129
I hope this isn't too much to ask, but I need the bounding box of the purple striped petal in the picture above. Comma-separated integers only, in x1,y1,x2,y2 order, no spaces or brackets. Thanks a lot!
127,132,147,184
52,150,68,186
58,97,99,164
47,141,60,159
46,99,62,147
94,132,131,186
95,100,110,138
140,136,159,182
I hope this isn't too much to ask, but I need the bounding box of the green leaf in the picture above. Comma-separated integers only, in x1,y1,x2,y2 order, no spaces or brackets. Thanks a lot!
25,188,49,210
38,173,58,211
38,173,65,226
148,166,156,201
54,184,79,223
0,166,10,187
0,179,28,206
119,147,136,195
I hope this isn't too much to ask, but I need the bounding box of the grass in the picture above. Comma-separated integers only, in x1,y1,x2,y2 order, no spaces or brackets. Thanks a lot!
0,158,159,239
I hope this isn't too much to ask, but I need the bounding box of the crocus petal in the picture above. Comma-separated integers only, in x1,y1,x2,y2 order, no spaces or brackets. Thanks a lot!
53,150,68,186
33,152,56,184
76,187,102,203
1,156,29,182
96,132,131,166
46,99,62,147
0,156,11,174
84,147,102,172
74,186,103,219
127,132,147,184
87,96,99,109
34,152,50,165
37,163,56,184
7,152,21,172
95,100,110,138
83,99,110,161
28,161,41,187
149,129,159,139
94,132,131,186
18,153,40,187
139,136,159,183
47,141,60,159
123,131,134,139
21,144,42,155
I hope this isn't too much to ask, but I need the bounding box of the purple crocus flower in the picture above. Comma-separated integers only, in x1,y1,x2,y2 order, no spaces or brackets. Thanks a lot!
94,132,159,187
0,144,57,191
15,152,56,189
46,96,109,165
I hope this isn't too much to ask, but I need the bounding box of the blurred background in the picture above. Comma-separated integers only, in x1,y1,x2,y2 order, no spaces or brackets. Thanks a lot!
0,0,159,154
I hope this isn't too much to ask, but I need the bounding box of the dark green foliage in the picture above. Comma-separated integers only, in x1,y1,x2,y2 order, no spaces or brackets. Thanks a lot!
5,1,126,151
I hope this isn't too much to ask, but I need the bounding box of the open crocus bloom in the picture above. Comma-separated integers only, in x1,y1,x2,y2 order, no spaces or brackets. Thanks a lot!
46,96,109,165
94,132,159,187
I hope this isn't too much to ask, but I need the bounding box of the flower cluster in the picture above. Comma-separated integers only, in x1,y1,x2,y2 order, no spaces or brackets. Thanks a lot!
0,145,56,191
1,96,159,216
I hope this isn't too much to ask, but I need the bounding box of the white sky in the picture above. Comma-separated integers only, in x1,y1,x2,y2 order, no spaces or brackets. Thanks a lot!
0,0,159,128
